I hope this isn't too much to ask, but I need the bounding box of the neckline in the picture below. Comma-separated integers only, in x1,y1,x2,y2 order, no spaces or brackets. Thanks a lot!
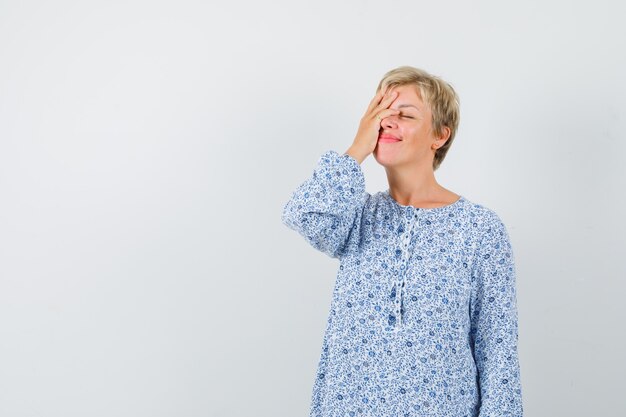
383,188,465,212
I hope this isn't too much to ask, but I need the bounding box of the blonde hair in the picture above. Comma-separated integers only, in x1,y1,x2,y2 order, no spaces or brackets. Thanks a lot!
375,66,460,171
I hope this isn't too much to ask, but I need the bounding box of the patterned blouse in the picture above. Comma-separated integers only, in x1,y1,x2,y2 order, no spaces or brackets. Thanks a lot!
281,150,523,417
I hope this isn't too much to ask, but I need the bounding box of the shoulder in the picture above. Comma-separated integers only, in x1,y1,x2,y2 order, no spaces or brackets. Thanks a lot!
459,196,504,223
461,197,511,244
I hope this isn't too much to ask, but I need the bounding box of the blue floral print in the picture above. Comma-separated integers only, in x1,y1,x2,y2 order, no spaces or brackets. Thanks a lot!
281,150,523,417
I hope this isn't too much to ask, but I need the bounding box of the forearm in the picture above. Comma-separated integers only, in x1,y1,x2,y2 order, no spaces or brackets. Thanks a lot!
281,150,368,259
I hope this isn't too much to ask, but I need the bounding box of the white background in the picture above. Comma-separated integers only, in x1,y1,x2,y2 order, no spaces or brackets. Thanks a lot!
1,0,625,416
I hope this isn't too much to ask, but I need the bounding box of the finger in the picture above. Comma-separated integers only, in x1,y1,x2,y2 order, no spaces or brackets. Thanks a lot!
373,90,397,114
365,89,387,113
374,108,400,122
381,90,398,106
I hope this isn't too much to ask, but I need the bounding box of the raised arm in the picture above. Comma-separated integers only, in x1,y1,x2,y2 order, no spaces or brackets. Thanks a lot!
282,88,401,259
281,149,368,259
470,212,524,416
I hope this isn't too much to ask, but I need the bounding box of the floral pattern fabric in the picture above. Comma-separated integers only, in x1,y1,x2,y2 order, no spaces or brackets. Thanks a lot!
281,150,523,417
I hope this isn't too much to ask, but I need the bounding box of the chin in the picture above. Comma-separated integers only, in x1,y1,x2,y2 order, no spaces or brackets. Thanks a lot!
373,146,403,167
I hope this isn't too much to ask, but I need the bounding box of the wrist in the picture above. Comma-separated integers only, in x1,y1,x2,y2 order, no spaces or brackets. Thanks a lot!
344,145,369,164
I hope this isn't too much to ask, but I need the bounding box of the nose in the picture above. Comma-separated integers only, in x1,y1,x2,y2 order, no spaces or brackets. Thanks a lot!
381,113,398,128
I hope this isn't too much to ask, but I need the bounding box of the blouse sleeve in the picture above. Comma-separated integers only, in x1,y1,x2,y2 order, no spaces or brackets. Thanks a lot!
470,212,524,416
281,150,368,259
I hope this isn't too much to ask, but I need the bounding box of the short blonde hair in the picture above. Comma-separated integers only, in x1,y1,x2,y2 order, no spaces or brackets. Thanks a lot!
375,66,460,171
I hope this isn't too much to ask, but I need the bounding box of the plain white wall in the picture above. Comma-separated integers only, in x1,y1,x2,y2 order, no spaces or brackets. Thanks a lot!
1,0,624,416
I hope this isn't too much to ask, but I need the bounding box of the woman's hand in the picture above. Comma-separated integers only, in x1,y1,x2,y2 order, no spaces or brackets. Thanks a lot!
344,88,400,164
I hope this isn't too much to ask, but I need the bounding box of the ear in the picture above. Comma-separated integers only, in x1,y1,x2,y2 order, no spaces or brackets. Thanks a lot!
440,126,451,142
433,126,451,150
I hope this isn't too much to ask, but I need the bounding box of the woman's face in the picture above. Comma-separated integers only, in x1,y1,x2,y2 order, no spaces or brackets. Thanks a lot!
373,84,446,169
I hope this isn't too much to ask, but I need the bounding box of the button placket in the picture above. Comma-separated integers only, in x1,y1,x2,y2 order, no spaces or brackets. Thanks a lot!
393,206,420,330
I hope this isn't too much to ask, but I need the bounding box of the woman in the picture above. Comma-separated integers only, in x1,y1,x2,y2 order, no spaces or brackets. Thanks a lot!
281,66,523,416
